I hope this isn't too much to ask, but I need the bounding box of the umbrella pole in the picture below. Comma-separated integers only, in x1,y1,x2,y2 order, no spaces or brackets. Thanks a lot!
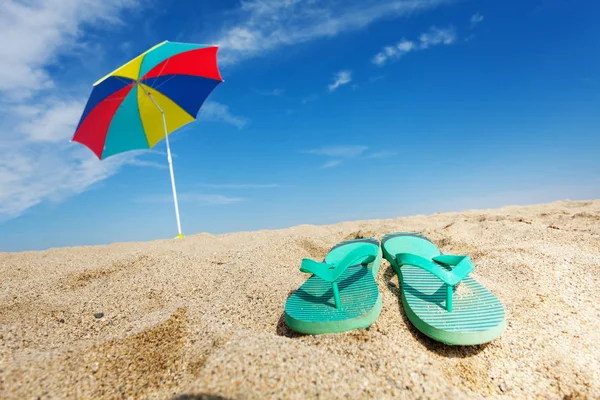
145,91,184,239
162,113,184,239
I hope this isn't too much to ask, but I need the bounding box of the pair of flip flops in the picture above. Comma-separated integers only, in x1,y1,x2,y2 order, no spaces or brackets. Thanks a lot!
284,232,506,345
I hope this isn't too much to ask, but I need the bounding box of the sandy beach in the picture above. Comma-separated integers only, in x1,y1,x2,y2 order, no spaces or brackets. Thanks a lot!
1,199,599,399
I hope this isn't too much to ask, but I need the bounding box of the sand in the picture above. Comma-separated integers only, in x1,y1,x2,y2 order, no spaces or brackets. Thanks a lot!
1,199,599,399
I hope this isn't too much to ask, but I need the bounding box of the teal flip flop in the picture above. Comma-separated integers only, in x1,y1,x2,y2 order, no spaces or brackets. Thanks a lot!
382,232,505,345
284,238,382,335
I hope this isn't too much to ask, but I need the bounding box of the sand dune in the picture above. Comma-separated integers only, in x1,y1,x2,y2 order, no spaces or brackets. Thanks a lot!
1,200,599,399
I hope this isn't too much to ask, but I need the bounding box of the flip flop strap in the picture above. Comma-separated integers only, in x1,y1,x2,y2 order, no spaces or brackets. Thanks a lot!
394,253,474,286
300,245,377,282
300,244,377,309
394,253,474,312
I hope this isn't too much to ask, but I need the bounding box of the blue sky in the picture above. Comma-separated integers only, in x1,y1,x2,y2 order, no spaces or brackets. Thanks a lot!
0,0,599,252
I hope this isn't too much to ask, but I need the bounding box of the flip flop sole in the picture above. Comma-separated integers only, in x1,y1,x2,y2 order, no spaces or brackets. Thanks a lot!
284,239,382,335
401,264,506,345
383,233,505,345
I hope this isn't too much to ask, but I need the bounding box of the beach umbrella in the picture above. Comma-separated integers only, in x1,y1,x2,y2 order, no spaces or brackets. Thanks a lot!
71,40,223,238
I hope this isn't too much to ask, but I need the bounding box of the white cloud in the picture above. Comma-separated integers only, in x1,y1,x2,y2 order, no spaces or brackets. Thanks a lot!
322,160,342,168
368,75,385,83
328,70,352,92
304,146,397,168
138,193,245,205
197,183,282,189
373,26,456,66
180,194,245,204
305,145,368,158
254,88,285,96
372,53,388,66
212,0,451,64
0,147,151,220
372,39,415,65
128,159,168,170
397,40,416,52
0,0,139,99
419,26,456,48
15,99,86,143
199,101,250,129
470,13,484,26
365,150,397,159
301,94,320,104
304,145,368,168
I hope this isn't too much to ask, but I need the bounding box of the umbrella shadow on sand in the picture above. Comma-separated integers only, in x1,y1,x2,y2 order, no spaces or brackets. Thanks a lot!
382,264,489,358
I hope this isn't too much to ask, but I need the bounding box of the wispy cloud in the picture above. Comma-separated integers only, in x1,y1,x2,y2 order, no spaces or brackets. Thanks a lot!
304,145,398,168
254,88,285,96
365,150,397,159
13,99,86,143
138,193,245,205
128,159,168,169
304,145,368,158
135,193,246,205
199,101,250,129
304,145,368,168
368,75,385,83
372,39,414,65
372,26,457,66
419,26,456,48
322,160,342,169
180,194,245,205
196,183,282,189
302,94,320,104
328,70,352,92
0,0,141,100
211,0,452,65
470,12,484,26
0,148,153,221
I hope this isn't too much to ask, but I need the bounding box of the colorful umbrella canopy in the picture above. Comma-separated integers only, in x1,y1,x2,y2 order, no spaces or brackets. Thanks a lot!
72,40,223,159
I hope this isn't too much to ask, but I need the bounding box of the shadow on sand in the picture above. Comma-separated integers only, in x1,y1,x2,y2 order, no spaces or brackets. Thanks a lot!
275,312,306,338
382,264,489,358
275,289,306,338
172,394,232,400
